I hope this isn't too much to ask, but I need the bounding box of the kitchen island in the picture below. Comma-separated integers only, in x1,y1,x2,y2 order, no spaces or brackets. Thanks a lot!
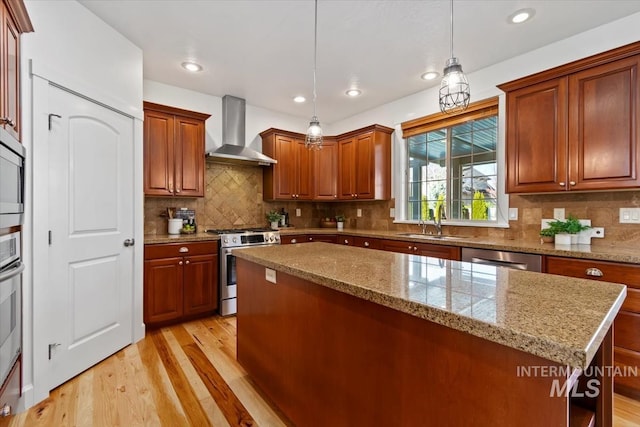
235,243,625,426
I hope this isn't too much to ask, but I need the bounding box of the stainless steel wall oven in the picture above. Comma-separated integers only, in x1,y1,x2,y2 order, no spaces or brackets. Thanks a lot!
0,131,25,228
0,232,22,389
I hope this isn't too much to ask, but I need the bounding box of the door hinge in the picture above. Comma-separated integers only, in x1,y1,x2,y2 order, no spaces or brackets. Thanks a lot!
48,343,61,360
48,113,62,131
48,230,52,245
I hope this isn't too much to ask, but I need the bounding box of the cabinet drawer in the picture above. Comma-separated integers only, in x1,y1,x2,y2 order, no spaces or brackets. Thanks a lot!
545,257,640,289
307,234,337,243
613,347,640,396
353,236,381,249
145,241,218,259
281,235,306,244
615,311,640,353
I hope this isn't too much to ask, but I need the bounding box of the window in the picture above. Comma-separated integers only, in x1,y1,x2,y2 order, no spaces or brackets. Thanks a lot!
401,97,502,224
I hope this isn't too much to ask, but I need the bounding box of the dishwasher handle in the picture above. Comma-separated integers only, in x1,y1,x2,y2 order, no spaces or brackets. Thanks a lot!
470,257,529,271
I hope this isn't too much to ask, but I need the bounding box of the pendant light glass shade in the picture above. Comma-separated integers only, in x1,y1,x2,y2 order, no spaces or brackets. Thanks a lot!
305,0,323,149
439,0,470,114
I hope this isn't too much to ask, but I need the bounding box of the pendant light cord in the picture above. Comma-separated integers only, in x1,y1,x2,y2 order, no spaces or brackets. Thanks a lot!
313,0,318,118
449,0,454,58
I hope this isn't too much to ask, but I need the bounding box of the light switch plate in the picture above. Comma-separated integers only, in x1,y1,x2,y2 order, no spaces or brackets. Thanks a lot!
553,208,565,220
296,208,301,217
357,209,362,217
620,207,640,223
508,208,518,220
265,268,277,284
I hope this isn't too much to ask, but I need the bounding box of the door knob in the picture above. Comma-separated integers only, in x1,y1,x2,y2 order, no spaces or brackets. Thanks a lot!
124,238,135,247
0,117,15,127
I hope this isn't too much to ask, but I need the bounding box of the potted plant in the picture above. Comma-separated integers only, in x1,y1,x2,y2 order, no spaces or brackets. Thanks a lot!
335,214,346,231
266,210,282,230
548,215,591,245
539,227,555,244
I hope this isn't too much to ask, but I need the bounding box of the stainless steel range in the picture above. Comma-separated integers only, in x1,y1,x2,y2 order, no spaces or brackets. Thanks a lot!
207,228,280,315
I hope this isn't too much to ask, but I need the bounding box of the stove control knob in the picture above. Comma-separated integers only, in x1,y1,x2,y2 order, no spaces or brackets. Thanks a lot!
232,237,237,243
223,238,228,244
270,236,275,242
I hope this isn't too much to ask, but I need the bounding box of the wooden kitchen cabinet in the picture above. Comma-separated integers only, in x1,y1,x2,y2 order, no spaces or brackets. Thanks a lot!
380,239,461,260
499,42,640,193
144,241,218,327
313,137,338,200
280,234,306,244
0,0,32,142
143,102,210,197
338,125,393,200
307,234,337,243
353,236,382,249
261,129,313,201
545,256,640,398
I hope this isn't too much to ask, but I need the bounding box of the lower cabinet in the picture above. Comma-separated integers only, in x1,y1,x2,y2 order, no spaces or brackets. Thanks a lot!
380,239,461,260
144,241,218,327
545,256,640,398
352,236,382,249
280,235,306,244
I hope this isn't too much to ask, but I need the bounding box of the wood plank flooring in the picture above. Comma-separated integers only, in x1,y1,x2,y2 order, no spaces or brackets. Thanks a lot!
3,315,640,426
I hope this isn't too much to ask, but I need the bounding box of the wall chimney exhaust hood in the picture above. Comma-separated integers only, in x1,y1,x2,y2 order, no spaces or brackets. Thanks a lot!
205,95,277,166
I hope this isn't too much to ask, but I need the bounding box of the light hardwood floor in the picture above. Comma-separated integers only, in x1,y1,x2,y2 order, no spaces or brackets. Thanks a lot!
3,316,640,426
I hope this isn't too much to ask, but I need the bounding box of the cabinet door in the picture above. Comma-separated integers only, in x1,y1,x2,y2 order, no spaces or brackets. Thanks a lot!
175,117,205,197
144,257,183,325
354,132,374,199
568,55,640,190
183,254,218,316
338,137,356,199
2,8,20,141
144,110,175,196
505,78,568,193
273,134,297,199
295,139,313,200
280,235,306,244
307,234,336,243
313,138,338,200
415,243,461,260
380,239,415,254
353,236,382,249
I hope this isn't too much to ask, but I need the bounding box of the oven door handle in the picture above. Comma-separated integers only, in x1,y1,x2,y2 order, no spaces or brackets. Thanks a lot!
0,262,24,282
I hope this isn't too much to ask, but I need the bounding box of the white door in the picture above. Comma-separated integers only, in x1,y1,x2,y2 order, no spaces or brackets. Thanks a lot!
47,85,134,389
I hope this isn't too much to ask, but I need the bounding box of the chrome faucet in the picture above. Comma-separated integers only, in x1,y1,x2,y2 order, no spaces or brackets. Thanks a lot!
418,218,428,234
433,204,444,236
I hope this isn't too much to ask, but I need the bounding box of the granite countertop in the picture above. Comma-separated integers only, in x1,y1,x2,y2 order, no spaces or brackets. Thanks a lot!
234,242,626,369
144,227,640,264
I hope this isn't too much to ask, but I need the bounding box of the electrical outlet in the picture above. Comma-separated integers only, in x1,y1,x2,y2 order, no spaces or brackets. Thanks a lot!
553,208,565,220
357,209,362,217
265,268,277,284
591,227,605,238
296,208,301,217
508,208,518,220
390,208,395,218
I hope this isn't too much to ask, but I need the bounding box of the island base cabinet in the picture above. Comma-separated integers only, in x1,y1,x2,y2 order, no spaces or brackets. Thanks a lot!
236,258,605,427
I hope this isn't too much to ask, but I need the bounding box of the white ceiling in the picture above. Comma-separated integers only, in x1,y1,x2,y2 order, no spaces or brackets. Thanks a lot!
79,0,640,123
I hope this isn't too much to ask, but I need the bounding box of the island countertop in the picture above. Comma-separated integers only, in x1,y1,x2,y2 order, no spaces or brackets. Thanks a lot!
234,242,626,369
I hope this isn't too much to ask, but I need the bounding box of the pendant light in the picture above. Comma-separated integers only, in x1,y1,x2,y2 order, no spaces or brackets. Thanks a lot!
305,0,323,149
439,0,470,114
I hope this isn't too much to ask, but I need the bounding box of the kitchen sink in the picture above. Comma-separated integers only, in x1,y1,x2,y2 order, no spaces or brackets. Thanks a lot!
396,233,469,240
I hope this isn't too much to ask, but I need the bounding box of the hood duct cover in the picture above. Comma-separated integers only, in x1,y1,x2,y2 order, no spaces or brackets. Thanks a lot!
205,95,277,166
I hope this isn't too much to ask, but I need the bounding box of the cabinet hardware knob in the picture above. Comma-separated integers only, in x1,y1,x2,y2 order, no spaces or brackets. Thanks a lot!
344,240,349,244
185,260,190,265
179,247,189,253
364,242,369,247
355,194,358,198
179,261,183,265
334,194,337,198
0,117,15,127
291,239,297,243
408,245,412,249
413,246,417,251
169,184,173,192
123,238,135,247
309,237,313,241
559,182,566,186
569,181,576,186
176,188,181,193
585,267,603,277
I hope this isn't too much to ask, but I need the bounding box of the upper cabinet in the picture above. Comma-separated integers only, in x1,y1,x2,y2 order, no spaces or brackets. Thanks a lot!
261,129,314,201
0,0,33,142
499,42,640,193
261,125,393,202
338,125,393,200
143,102,211,197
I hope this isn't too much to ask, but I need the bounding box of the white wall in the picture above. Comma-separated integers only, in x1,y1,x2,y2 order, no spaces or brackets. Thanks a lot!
144,80,308,151
21,0,144,408
328,11,640,134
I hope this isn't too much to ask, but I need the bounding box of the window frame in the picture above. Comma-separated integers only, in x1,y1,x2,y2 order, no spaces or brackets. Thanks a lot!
394,96,509,228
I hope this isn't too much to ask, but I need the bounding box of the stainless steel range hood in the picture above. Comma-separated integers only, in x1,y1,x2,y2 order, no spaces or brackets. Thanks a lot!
205,95,277,166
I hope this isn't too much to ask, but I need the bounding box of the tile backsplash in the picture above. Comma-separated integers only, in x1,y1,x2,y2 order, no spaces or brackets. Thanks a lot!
145,164,640,247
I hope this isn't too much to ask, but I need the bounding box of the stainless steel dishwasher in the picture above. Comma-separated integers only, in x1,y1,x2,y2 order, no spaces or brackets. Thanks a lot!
461,247,542,272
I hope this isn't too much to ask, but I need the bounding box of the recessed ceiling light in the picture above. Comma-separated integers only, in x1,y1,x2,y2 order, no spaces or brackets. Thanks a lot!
181,61,203,72
346,89,361,97
293,96,306,103
421,71,439,80
509,8,535,24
